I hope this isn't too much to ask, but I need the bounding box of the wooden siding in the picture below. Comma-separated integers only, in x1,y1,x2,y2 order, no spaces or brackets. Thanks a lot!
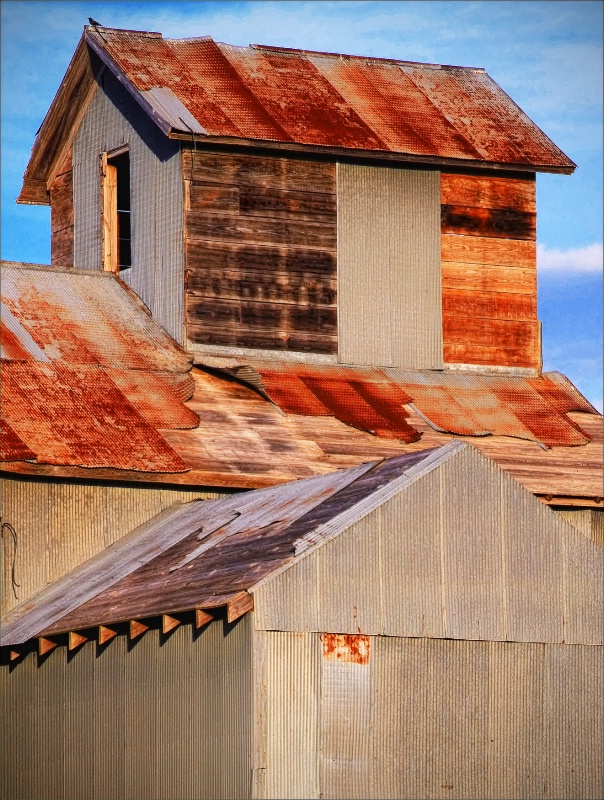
441,172,539,370
49,149,74,268
1,618,253,800
72,69,184,341
183,150,337,354
253,631,602,799
337,164,443,369
0,477,222,616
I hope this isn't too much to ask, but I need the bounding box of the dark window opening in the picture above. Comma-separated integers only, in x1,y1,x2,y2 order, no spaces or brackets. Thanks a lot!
110,151,131,270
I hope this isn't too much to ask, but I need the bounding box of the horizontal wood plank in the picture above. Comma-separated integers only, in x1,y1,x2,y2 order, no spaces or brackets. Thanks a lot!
189,183,240,212
187,268,337,306
443,314,540,368
186,210,336,249
185,240,336,277
189,183,337,222
187,296,337,334
51,226,74,267
183,150,336,193
442,261,536,295
442,288,537,321
440,173,535,212
441,204,536,240
187,322,337,353
442,234,536,268
239,186,336,221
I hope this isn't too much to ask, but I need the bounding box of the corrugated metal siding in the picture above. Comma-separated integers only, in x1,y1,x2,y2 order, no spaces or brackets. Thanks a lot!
554,508,603,548
1,617,253,800
253,632,602,799
254,444,602,645
254,630,321,799
0,477,221,615
542,643,603,800
337,163,442,369
72,69,184,341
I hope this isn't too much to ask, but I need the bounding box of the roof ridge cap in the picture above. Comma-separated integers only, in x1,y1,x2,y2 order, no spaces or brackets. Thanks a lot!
249,42,485,72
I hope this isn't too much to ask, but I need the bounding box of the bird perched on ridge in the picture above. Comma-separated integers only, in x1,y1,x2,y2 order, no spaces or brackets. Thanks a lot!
88,17,102,26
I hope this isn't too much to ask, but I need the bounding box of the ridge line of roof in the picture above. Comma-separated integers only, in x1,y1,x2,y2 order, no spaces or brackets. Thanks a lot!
248,42,485,71
250,441,465,592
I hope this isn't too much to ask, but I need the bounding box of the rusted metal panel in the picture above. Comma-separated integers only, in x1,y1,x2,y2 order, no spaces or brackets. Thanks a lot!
72,67,184,341
1,262,190,372
337,163,443,369
1,260,198,474
246,361,420,442
1,360,188,472
81,28,575,173
320,634,373,799
1,618,253,800
0,420,36,462
0,477,219,618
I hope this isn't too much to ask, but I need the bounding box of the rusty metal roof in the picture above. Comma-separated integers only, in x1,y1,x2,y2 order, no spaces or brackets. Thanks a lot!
0,262,196,472
0,445,451,646
205,358,596,449
84,28,573,171
19,26,575,203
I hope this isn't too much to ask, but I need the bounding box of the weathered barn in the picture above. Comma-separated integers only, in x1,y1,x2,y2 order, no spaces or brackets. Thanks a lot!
2,442,602,799
1,24,602,800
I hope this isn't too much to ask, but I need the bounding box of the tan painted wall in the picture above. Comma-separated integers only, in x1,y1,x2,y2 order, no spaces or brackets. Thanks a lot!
0,477,222,616
0,617,253,800
252,630,602,800
337,163,442,369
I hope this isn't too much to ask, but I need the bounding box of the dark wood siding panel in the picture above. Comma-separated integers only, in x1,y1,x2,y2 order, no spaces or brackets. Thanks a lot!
184,150,337,353
49,149,74,268
441,171,538,369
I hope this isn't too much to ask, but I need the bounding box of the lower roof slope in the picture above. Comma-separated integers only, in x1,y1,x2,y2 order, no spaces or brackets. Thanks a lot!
1,261,601,505
2,440,601,650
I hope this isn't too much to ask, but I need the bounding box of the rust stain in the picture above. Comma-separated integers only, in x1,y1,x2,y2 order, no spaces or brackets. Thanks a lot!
322,633,371,665
84,28,575,171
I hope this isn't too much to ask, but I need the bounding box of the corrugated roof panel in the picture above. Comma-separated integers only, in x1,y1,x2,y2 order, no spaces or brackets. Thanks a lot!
171,38,287,140
81,28,575,171
249,362,419,443
0,420,36,462
311,56,482,159
0,360,188,472
1,265,191,373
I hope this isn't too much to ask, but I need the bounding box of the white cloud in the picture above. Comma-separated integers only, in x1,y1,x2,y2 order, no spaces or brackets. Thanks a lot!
537,243,603,273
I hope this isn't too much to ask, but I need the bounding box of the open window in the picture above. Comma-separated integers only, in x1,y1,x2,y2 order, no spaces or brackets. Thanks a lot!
101,148,131,272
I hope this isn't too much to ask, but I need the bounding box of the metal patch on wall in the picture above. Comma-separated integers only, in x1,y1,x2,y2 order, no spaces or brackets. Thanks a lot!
322,633,371,665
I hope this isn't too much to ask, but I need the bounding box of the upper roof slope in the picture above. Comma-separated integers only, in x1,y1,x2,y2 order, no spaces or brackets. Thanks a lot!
19,26,575,203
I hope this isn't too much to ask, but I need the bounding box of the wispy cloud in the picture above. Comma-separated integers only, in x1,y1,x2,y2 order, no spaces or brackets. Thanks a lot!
537,243,603,273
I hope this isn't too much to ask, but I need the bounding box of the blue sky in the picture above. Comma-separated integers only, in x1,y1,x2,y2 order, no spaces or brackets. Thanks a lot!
2,0,602,407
